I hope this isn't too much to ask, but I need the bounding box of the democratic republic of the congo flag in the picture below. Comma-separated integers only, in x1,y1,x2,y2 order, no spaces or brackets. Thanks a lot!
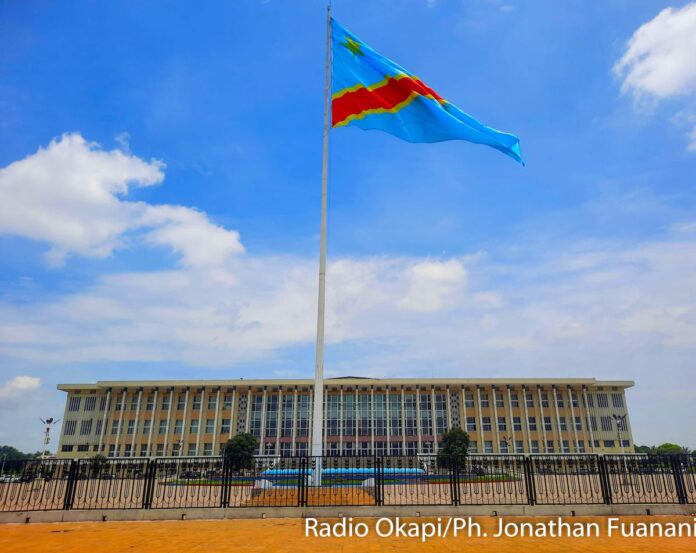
331,19,523,164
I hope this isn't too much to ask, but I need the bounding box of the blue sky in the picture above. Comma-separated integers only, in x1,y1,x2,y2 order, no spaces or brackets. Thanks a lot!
1,0,696,451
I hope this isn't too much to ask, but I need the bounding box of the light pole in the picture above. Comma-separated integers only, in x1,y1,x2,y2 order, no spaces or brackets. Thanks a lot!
39,417,60,460
612,414,630,484
1,454,6,475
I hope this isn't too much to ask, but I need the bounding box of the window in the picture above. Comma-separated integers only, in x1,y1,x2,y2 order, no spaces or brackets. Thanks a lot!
528,417,537,431
130,397,139,411
192,395,201,410
513,416,522,432
575,416,582,431
188,444,197,456
64,420,77,435
95,420,102,436
223,394,233,409
482,417,491,431
466,417,476,432
577,441,586,453
601,416,612,432
111,420,119,435
586,394,594,408
159,420,168,434
559,417,567,431
562,440,570,453
99,396,107,410
115,398,122,411
468,441,478,453
597,393,609,409
156,444,164,456
530,440,539,453
140,444,148,457
515,440,524,453
146,395,154,410
499,440,509,453
208,395,217,410
190,419,199,434
177,394,186,410
79,419,93,435
61,445,74,452
544,417,552,432
540,393,549,408
484,440,493,453
161,394,170,410
510,393,519,407
174,419,183,434
84,397,96,411
556,395,564,408
622,440,631,448
108,444,116,457
221,419,231,434
589,416,598,432
127,420,135,435
498,417,506,431
203,443,213,456
480,393,489,408
77,444,89,452
525,393,534,408
205,419,215,433
604,440,615,448
124,444,132,457
495,394,504,408
464,392,474,408
571,392,579,408
68,397,81,412
612,393,624,408
546,440,555,453
143,419,151,434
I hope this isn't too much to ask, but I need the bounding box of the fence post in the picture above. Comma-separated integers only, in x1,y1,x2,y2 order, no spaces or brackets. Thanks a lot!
220,458,230,508
141,459,156,509
447,456,460,506
298,457,308,507
671,455,688,505
598,456,612,505
62,460,78,511
524,456,536,506
374,456,384,506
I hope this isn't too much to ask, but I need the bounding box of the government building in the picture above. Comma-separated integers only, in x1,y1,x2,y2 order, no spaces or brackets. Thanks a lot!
55,377,635,459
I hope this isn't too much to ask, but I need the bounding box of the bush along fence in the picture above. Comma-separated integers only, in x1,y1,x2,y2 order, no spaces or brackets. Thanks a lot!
0,454,694,512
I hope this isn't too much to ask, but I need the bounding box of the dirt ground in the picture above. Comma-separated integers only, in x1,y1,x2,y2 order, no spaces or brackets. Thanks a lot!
0,516,694,553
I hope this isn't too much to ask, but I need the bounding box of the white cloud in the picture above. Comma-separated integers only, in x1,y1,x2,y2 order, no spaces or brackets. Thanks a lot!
615,3,696,98
615,3,696,149
0,375,41,400
0,133,243,266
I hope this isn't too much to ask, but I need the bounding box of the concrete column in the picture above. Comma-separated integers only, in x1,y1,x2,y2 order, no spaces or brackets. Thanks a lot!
114,390,127,457
130,389,143,457
552,386,563,452
354,387,359,447
507,386,516,453
460,388,468,446
180,388,190,456
445,387,452,431
228,388,236,440
97,389,111,454
163,388,174,455
538,387,548,453
259,388,268,455
476,386,485,451
415,386,422,453
521,387,532,453
582,387,596,452
276,387,282,455
245,390,251,433
430,387,437,453
567,387,579,452
400,387,406,453
491,386,501,453
146,389,157,457
385,386,391,450
339,387,344,454
195,388,206,456
370,386,375,453
212,388,222,455
291,388,298,454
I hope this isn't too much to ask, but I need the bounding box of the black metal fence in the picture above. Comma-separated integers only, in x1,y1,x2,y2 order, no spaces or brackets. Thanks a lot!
0,454,694,512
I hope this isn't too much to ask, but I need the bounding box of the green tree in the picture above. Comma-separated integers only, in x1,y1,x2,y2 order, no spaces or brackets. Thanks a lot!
222,433,258,471
89,454,108,477
655,443,684,455
437,427,470,466
0,445,40,461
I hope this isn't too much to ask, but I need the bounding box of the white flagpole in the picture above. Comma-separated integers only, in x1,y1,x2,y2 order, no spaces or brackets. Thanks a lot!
311,2,332,484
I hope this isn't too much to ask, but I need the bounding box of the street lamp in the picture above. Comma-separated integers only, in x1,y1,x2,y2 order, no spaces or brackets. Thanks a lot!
39,417,60,460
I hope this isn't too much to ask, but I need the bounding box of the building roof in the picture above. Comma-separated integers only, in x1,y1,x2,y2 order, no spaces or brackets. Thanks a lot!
57,376,635,392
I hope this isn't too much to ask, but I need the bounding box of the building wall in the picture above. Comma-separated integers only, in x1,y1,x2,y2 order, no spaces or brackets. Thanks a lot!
55,379,634,459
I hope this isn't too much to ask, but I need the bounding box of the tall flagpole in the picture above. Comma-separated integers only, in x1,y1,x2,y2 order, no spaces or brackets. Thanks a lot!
311,3,331,483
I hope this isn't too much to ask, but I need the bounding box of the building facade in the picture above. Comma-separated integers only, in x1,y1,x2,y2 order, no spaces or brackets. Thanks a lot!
56,377,635,459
